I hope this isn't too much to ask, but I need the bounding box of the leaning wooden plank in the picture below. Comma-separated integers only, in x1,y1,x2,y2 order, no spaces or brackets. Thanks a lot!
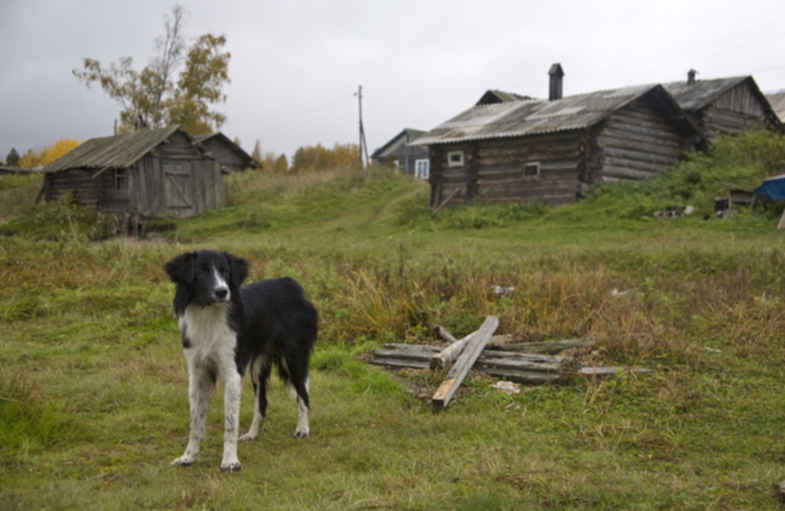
488,337,594,354
432,316,499,411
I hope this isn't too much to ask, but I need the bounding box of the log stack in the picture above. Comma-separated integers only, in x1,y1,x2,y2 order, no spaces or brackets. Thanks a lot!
370,317,645,410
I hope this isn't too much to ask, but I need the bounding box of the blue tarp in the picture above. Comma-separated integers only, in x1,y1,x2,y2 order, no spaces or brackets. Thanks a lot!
755,174,785,201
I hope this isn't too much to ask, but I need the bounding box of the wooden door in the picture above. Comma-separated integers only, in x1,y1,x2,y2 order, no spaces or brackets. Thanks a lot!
162,161,195,217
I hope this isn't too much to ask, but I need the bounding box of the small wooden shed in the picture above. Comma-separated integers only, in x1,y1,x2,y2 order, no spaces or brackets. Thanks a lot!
195,132,258,172
41,126,223,218
371,128,430,179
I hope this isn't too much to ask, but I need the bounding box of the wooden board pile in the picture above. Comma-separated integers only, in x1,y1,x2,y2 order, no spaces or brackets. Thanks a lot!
371,315,645,411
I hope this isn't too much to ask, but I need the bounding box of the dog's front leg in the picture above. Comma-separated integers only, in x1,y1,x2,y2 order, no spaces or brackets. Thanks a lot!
220,369,243,472
172,364,212,466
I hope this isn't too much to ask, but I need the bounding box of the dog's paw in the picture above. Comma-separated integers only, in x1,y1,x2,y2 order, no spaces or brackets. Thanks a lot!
294,426,309,439
220,461,242,472
171,455,196,467
238,432,257,442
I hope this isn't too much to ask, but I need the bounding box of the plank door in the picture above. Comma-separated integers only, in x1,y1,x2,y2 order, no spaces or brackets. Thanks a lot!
162,161,196,217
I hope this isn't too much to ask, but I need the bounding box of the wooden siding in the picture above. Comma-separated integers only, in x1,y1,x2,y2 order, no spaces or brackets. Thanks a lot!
699,82,768,138
596,98,684,182
44,130,223,219
430,132,583,206
202,138,249,171
45,168,100,206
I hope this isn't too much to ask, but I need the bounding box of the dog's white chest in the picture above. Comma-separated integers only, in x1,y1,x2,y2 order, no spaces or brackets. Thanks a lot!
179,305,237,366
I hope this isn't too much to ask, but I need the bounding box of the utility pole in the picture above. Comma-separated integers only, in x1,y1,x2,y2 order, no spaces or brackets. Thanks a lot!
354,85,369,169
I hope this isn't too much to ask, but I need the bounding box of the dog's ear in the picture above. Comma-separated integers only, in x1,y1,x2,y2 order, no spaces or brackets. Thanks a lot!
225,252,248,289
165,252,196,284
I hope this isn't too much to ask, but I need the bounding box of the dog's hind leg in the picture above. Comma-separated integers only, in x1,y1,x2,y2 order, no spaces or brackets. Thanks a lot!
240,356,269,442
172,362,214,467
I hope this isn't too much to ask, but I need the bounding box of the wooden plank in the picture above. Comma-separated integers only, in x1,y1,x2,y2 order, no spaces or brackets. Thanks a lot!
431,332,472,369
487,337,594,354
432,316,498,411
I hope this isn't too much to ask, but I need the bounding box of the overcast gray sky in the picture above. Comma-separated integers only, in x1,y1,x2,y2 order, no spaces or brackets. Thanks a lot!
2,0,785,163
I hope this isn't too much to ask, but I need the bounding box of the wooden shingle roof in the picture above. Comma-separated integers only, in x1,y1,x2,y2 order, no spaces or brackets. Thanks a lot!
43,126,193,172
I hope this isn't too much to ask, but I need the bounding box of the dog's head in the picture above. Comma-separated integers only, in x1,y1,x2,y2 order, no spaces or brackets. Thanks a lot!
164,250,248,307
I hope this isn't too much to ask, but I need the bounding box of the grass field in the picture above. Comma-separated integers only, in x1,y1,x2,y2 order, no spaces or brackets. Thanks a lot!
3,135,785,510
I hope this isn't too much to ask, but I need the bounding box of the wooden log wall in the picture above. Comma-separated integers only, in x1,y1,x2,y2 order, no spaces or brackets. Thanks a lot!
596,97,683,182
699,82,769,138
44,169,100,207
431,132,583,206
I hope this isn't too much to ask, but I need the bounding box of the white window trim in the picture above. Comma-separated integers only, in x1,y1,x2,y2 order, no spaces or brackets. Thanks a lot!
447,150,464,168
523,161,541,178
415,159,429,180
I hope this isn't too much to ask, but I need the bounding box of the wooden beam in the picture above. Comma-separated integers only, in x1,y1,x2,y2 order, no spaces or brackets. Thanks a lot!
488,337,594,354
432,316,499,411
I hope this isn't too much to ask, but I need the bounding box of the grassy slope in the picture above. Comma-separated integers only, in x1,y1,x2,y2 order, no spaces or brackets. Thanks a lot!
2,136,785,509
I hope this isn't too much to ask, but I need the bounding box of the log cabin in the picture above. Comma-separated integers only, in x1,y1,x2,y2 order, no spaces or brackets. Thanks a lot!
41,126,224,218
414,64,781,207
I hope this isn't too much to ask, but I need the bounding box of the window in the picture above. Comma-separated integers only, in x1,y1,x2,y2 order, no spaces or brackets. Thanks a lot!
447,150,464,168
523,162,540,178
415,159,430,180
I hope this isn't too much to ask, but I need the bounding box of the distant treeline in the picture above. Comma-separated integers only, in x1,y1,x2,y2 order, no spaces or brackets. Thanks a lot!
251,141,362,173
4,139,80,168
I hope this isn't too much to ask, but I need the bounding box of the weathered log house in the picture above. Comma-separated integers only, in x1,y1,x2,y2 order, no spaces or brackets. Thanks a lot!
665,72,781,138
371,128,430,179
194,132,258,172
41,126,224,218
415,65,782,207
414,65,700,207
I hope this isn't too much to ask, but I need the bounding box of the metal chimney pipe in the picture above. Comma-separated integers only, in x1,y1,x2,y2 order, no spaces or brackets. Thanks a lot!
549,63,564,101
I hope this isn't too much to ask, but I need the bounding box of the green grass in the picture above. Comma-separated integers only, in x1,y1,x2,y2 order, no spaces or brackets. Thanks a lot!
3,134,785,509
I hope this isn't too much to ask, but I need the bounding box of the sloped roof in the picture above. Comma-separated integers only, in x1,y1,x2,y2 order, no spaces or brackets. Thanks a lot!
195,132,258,168
43,126,191,173
476,89,533,105
413,84,692,146
765,91,785,122
664,76,749,111
371,128,426,159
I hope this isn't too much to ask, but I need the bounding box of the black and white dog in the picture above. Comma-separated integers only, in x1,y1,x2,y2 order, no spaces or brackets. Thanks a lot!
164,250,318,471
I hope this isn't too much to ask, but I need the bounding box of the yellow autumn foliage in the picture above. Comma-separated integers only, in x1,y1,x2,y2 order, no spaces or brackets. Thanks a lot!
17,138,80,168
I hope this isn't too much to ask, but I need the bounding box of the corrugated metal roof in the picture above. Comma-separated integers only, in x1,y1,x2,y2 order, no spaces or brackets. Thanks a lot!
664,76,749,111
413,84,660,146
765,91,785,122
43,126,184,172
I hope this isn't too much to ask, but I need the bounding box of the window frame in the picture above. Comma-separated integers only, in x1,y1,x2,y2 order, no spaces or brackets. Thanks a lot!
522,161,541,179
447,150,464,168
415,158,430,180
